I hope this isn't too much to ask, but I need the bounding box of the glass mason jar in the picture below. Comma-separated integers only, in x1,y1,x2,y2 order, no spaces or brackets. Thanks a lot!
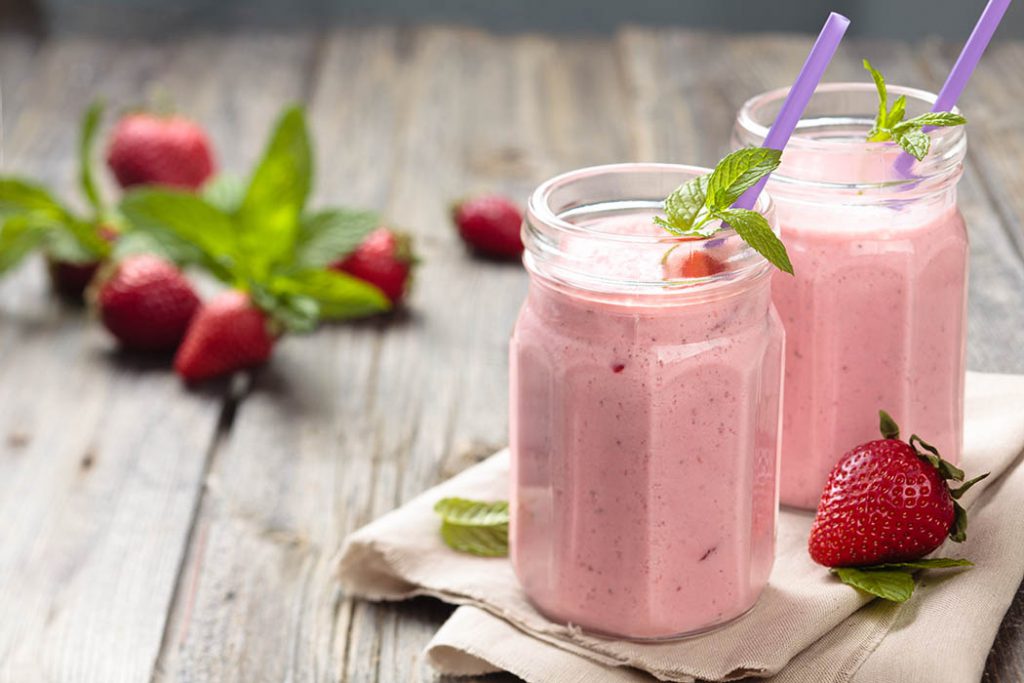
734,84,968,510
509,163,784,640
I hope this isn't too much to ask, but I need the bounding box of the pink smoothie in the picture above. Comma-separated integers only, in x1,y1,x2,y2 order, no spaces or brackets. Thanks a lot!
772,200,968,508
510,211,783,639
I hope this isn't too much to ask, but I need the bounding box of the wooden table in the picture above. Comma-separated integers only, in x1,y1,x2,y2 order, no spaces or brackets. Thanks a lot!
1,24,1022,683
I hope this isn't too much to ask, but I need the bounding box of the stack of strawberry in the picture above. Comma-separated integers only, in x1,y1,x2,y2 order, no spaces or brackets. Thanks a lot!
0,104,417,382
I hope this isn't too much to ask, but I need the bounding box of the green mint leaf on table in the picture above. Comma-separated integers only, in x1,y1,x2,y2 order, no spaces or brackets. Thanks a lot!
235,106,312,281
833,559,974,602
654,149,790,273
294,208,380,269
0,178,109,266
713,208,793,274
78,101,105,216
862,59,966,160
434,498,509,558
833,567,915,602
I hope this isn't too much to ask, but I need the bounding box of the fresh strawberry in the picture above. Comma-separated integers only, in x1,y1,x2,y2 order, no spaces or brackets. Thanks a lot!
452,194,523,258
331,228,415,306
47,225,119,301
809,411,988,568
663,248,725,279
174,291,276,382
95,254,200,351
106,113,215,189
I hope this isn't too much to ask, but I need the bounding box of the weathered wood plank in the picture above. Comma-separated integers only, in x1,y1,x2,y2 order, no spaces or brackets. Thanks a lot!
0,34,226,683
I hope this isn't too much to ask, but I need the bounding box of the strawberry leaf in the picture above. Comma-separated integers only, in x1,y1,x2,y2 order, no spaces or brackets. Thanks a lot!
878,410,900,439
833,567,915,602
293,208,379,268
434,498,509,557
78,101,104,217
950,502,969,543
950,472,990,500
269,268,390,320
235,106,312,280
909,434,964,481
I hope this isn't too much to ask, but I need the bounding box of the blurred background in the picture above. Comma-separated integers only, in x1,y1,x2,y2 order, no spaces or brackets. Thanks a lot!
3,0,1024,38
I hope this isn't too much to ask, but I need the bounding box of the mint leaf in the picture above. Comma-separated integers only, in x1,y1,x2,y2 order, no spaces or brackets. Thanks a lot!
898,112,967,130
119,188,239,283
655,175,708,235
885,95,907,130
863,59,889,140
705,148,781,208
0,216,49,273
868,558,973,570
434,498,509,557
250,283,320,333
833,567,915,602
294,208,379,268
236,106,312,280
202,174,246,215
0,178,72,222
78,101,104,216
895,128,931,161
715,208,793,274
269,268,390,320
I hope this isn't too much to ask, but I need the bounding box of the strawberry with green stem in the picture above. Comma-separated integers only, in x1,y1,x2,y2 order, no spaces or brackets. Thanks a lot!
118,106,397,380
862,59,966,160
809,410,989,602
0,102,117,301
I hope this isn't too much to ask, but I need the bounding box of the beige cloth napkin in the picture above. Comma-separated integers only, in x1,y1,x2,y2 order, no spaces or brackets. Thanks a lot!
337,372,1024,682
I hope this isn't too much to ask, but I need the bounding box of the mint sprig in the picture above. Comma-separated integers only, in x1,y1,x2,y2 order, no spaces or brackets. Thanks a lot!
434,497,509,557
863,60,966,161
653,148,792,274
117,105,390,331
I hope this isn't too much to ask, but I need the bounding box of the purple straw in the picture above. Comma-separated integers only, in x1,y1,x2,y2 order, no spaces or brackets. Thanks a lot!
894,0,1011,175
734,12,851,210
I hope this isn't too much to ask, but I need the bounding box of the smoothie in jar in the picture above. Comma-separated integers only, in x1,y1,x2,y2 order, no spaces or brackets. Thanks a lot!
509,164,784,639
734,84,968,509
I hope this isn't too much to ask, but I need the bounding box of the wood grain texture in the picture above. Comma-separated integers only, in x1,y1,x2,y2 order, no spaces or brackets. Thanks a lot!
0,35,225,683
0,25,1022,683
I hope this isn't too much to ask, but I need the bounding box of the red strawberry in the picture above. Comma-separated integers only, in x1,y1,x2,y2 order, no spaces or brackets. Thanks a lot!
452,194,523,258
663,248,726,279
47,225,119,301
332,228,415,306
174,291,276,382
808,411,988,568
95,255,200,351
106,113,215,190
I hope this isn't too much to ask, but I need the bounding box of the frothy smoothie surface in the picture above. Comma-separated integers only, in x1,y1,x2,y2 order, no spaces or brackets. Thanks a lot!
510,211,783,639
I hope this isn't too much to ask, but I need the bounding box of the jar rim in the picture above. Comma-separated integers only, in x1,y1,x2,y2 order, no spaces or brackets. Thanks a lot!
524,162,777,298
528,162,772,245
736,82,964,153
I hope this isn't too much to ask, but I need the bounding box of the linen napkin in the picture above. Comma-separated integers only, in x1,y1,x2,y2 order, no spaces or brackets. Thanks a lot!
337,372,1024,682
